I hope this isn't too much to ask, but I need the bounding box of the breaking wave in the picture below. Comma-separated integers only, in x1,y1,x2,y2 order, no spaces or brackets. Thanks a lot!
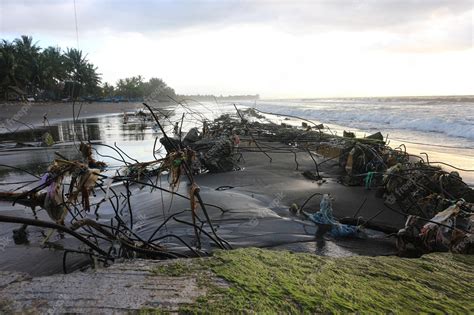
253,101,474,141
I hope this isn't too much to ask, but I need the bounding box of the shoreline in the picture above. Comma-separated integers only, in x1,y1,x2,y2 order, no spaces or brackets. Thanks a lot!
0,102,472,275
254,107,474,185
0,101,174,134
0,102,472,312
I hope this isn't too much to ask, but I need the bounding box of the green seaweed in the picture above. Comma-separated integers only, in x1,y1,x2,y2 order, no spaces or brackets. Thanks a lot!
151,248,474,314
151,260,197,277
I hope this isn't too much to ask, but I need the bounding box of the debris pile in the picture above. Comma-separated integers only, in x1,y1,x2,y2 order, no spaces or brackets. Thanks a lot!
381,164,474,216
160,126,238,173
397,201,473,256
0,102,472,275
224,107,474,255
0,104,234,273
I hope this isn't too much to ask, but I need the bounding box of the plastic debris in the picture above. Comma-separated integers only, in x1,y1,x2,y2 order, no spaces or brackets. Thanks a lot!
397,201,474,256
41,132,54,146
306,194,359,238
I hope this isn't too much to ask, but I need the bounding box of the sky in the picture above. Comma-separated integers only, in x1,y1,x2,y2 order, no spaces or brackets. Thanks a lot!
1,0,473,98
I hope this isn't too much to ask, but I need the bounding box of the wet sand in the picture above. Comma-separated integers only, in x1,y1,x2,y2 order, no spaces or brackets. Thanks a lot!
0,138,398,276
0,101,171,133
0,102,467,276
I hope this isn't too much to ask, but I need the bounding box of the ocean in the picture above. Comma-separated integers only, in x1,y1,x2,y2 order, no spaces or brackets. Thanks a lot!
226,96,474,184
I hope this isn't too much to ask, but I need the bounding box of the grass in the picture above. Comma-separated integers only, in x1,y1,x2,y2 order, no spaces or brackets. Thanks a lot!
150,248,474,314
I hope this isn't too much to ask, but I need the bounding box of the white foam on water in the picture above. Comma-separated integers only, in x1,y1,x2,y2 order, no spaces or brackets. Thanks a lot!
228,97,474,184
241,97,474,146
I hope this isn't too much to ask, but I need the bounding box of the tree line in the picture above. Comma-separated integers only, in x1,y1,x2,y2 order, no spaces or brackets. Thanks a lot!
106,75,176,101
0,35,175,101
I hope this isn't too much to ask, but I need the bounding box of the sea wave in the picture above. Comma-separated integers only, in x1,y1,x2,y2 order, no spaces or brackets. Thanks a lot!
254,102,474,141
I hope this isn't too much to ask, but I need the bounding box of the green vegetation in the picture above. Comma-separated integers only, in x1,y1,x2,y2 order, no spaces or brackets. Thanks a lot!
114,76,175,101
151,260,199,277
0,35,258,102
0,35,100,100
151,248,474,313
0,35,175,101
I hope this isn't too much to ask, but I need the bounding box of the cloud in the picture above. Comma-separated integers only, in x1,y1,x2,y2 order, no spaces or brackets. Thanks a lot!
88,25,474,97
1,0,472,97
369,9,473,53
1,0,472,34
1,0,471,54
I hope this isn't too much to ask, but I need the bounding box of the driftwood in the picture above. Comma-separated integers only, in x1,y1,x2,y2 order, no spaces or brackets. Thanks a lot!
0,102,473,272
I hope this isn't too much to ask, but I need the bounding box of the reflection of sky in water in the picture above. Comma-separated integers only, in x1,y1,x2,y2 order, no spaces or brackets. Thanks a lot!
0,102,236,190
0,113,172,189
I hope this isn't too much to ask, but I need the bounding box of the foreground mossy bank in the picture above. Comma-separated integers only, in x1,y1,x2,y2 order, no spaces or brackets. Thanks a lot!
148,248,473,313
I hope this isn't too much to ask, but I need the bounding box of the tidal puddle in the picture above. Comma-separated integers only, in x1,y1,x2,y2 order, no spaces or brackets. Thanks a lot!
0,113,171,192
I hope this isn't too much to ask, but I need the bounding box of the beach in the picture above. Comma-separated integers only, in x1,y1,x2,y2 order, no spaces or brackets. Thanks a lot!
0,131,398,276
0,101,162,129
1,98,472,183
249,96,474,185
0,98,472,312
2,0,472,311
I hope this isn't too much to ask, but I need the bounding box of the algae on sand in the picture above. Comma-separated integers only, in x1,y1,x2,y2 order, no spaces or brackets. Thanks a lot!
152,248,473,313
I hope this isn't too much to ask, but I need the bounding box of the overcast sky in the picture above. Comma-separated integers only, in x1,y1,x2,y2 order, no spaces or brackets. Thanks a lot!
1,0,473,98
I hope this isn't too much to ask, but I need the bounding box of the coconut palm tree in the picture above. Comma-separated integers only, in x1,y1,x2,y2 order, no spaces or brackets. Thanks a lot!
101,82,115,98
63,48,87,82
82,63,101,95
63,48,101,98
37,46,66,99
0,40,18,98
0,36,106,100
13,35,40,94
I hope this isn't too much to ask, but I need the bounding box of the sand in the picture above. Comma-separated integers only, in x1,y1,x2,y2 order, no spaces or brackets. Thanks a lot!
0,138,398,276
0,101,467,276
0,101,171,132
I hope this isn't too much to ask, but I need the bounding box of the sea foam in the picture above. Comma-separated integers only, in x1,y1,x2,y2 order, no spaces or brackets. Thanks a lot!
253,99,474,141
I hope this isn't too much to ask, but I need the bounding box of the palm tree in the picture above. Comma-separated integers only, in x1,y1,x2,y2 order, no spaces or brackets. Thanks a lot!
0,40,18,98
82,63,101,95
63,48,87,81
13,35,40,94
101,82,115,98
37,46,66,99
63,48,101,98
1,36,106,100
